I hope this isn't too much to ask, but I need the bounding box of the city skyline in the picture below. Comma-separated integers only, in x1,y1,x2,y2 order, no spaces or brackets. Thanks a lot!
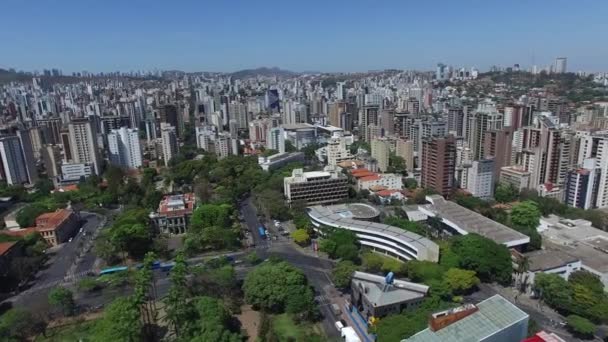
2,0,608,73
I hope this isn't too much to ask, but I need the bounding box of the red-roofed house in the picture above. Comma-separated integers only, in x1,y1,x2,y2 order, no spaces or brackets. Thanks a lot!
375,189,405,204
34,209,80,246
150,193,196,234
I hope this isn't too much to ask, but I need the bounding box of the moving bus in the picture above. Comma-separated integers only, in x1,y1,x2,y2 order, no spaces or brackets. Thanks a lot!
258,226,266,239
99,266,128,275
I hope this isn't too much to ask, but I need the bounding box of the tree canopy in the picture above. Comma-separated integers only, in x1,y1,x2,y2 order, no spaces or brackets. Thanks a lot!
451,234,512,285
332,260,358,288
243,260,315,317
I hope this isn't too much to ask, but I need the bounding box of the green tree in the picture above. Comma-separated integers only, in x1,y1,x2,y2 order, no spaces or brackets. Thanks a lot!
494,184,519,203
164,252,194,337
190,297,242,342
243,260,314,316
511,201,541,229
16,203,54,227
443,268,479,295
48,287,75,316
566,315,596,339
533,273,572,312
569,270,604,295
404,178,418,190
0,308,43,341
362,252,384,273
332,260,358,288
291,229,310,246
93,297,142,342
451,234,512,285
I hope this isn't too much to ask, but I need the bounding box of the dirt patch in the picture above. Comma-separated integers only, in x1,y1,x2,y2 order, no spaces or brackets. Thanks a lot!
236,305,260,341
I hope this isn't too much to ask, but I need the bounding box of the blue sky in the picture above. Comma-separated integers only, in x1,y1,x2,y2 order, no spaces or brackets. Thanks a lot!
2,0,607,73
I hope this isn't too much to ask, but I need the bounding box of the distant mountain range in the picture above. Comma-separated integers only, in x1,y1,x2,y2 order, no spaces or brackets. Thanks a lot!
229,67,299,79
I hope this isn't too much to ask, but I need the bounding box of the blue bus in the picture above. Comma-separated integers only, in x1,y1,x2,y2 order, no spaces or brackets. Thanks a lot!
99,266,128,275
258,226,266,239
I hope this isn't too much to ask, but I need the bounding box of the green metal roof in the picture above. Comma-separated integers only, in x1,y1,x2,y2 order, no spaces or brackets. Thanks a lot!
403,295,528,342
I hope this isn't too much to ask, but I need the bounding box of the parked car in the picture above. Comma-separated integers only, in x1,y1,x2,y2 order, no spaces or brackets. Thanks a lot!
334,321,344,331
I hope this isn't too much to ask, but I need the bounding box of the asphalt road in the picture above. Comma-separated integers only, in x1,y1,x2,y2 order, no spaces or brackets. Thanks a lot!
239,196,341,340
31,212,103,289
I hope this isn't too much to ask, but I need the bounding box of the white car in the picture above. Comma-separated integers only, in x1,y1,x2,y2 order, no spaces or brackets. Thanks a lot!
334,321,344,331
68,238,73,242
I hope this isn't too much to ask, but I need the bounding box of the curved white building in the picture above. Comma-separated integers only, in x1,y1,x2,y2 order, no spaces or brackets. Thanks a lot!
307,203,439,262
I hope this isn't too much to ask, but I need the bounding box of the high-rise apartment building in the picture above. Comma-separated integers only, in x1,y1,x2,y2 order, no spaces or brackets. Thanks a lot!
267,127,285,153
161,124,178,167
565,158,600,210
0,135,33,185
466,103,503,160
421,135,456,197
360,105,380,141
371,138,390,172
326,133,353,166
68,118,101,174
107,127,143,169
466,158,495,200
555,57,567,74
396,139,414,173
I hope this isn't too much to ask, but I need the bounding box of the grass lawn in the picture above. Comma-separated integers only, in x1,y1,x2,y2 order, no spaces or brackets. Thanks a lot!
271,313,326,342
35,319,98,342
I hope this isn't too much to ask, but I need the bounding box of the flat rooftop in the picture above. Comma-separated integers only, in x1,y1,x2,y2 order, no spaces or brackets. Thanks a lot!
328,203,381,219
404,295,529,342
307,204,439,261
419,195,530,247
524,249,580,272
539,215,608,275
352,271,428,307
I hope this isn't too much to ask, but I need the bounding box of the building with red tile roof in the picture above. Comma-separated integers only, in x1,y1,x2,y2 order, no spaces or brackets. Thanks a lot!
0,240,23,277
33,209,80,246
150,193,196,234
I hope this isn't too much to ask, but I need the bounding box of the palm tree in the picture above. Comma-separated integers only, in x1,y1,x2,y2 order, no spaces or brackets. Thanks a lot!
514,256,530,293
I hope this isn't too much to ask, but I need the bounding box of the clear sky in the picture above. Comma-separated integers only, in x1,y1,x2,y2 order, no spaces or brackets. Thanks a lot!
2,0,607,73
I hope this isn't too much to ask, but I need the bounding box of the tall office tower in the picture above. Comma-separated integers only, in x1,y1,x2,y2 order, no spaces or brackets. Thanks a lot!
360,105,380,141
466,103,503,160
406,98,420,114
16,129,38,184
248,119,270,143
336,82,346,100
380,109,395,136
447,107,465,137
265,89,280,112
565,158,600,210
396,138,414,173
68,118,101,174
161,125,178,167
483,129,513,179
267,127,285,153
107,127,143,169
465,158,495,200
421,135,456,198
436,63,447,81
159,104,183,137
0,135,34,185
555,57,567,74
371,138,390,172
